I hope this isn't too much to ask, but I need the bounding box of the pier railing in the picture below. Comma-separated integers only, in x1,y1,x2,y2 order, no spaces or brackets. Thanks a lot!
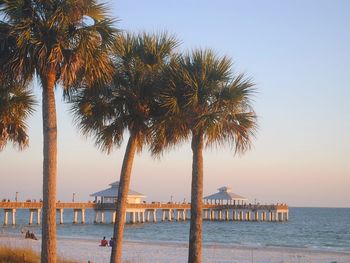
0,201,288,211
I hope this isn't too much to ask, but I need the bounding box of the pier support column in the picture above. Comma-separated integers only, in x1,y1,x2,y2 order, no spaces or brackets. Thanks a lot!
225,210,229,221
162,210,166,221
255,211,259,221
239,211,243,221
4,210,8,226
29,210,33,225
131,212,136,224
4,209,13,226
59,209,64,224
11,209,16,225
203,210,208,220
176,210,180,221
100,211,105,224
3,210,9,226
210,210,214,221
37,209,41,225
285,211,289,221
233,211,237,221
153,210,157,223
136,212,140,223
262,212,266,221
141,211,145,223
186,209,190,220
73,210,78,224
218,210,222,221
278,212,284,222
168,209,172,221
81,209,85,224
182,210,186,221
94,211,99,223
270,211,275,222
112,212,116,224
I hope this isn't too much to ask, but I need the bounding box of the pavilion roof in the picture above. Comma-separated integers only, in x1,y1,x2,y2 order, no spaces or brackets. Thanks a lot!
204,186,247,201
90,181,145,198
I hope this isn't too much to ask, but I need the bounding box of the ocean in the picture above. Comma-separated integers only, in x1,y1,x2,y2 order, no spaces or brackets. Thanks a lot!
1,207,350,252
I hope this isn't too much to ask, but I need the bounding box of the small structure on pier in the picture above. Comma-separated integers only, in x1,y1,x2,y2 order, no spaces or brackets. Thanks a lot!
91,181,145,204
204,186,247,205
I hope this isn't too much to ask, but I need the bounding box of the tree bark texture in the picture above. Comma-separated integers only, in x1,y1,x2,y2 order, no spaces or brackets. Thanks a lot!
110,134,138,263
41,71,57,263
188,132,204,263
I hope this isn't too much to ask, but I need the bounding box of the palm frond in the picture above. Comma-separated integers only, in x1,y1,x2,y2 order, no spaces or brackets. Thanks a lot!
0,80,36,150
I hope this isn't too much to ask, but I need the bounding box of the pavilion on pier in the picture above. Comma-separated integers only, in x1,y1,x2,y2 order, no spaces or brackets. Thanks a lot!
91,181,145,204
204,186,247,205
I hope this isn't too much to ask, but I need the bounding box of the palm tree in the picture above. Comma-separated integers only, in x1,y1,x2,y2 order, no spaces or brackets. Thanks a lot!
70,32,178,263
155,50,257,263
0,1,117,262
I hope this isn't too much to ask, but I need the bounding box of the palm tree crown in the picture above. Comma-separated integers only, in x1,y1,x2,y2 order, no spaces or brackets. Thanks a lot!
0,0,117,86
71,32,178,152
155,49,257,153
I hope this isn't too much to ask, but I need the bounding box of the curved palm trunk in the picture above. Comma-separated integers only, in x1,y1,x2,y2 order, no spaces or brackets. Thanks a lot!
110,133,138,263
188,132,204,263
41,71,57,263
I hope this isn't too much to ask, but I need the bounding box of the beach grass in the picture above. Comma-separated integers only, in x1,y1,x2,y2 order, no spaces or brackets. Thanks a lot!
0,246,79,263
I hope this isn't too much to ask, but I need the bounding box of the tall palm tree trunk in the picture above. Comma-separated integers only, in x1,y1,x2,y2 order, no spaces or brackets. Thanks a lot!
41,71,57,263
188,132,204,263
110,133,138,263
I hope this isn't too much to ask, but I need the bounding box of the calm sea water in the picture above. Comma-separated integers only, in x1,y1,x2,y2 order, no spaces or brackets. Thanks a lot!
1,208,350,252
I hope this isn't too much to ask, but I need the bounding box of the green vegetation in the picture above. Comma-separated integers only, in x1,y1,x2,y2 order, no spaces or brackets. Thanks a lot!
0,246,78,263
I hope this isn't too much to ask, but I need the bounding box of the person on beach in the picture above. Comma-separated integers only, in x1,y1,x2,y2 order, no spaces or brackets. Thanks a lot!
24,230,38,240
30,232,38,240
100,236,108,247
109,237,115,247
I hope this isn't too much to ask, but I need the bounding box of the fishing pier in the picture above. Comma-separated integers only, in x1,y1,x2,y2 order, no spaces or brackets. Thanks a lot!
0,201,288,226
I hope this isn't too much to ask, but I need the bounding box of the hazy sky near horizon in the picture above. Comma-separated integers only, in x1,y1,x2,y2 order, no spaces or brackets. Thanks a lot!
1,0,350,207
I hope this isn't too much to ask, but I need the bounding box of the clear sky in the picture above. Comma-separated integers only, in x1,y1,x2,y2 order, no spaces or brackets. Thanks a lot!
1,0,350,207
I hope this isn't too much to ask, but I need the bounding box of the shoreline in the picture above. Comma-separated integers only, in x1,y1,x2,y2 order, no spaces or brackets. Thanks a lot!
3,231,350,254
1,234,350,263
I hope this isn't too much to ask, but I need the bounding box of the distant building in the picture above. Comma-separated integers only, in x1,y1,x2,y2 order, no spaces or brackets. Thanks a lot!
204,186,247,205
90,181,145,204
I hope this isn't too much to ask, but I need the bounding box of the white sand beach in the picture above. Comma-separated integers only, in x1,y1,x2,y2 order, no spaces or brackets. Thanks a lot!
1,235,349,263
